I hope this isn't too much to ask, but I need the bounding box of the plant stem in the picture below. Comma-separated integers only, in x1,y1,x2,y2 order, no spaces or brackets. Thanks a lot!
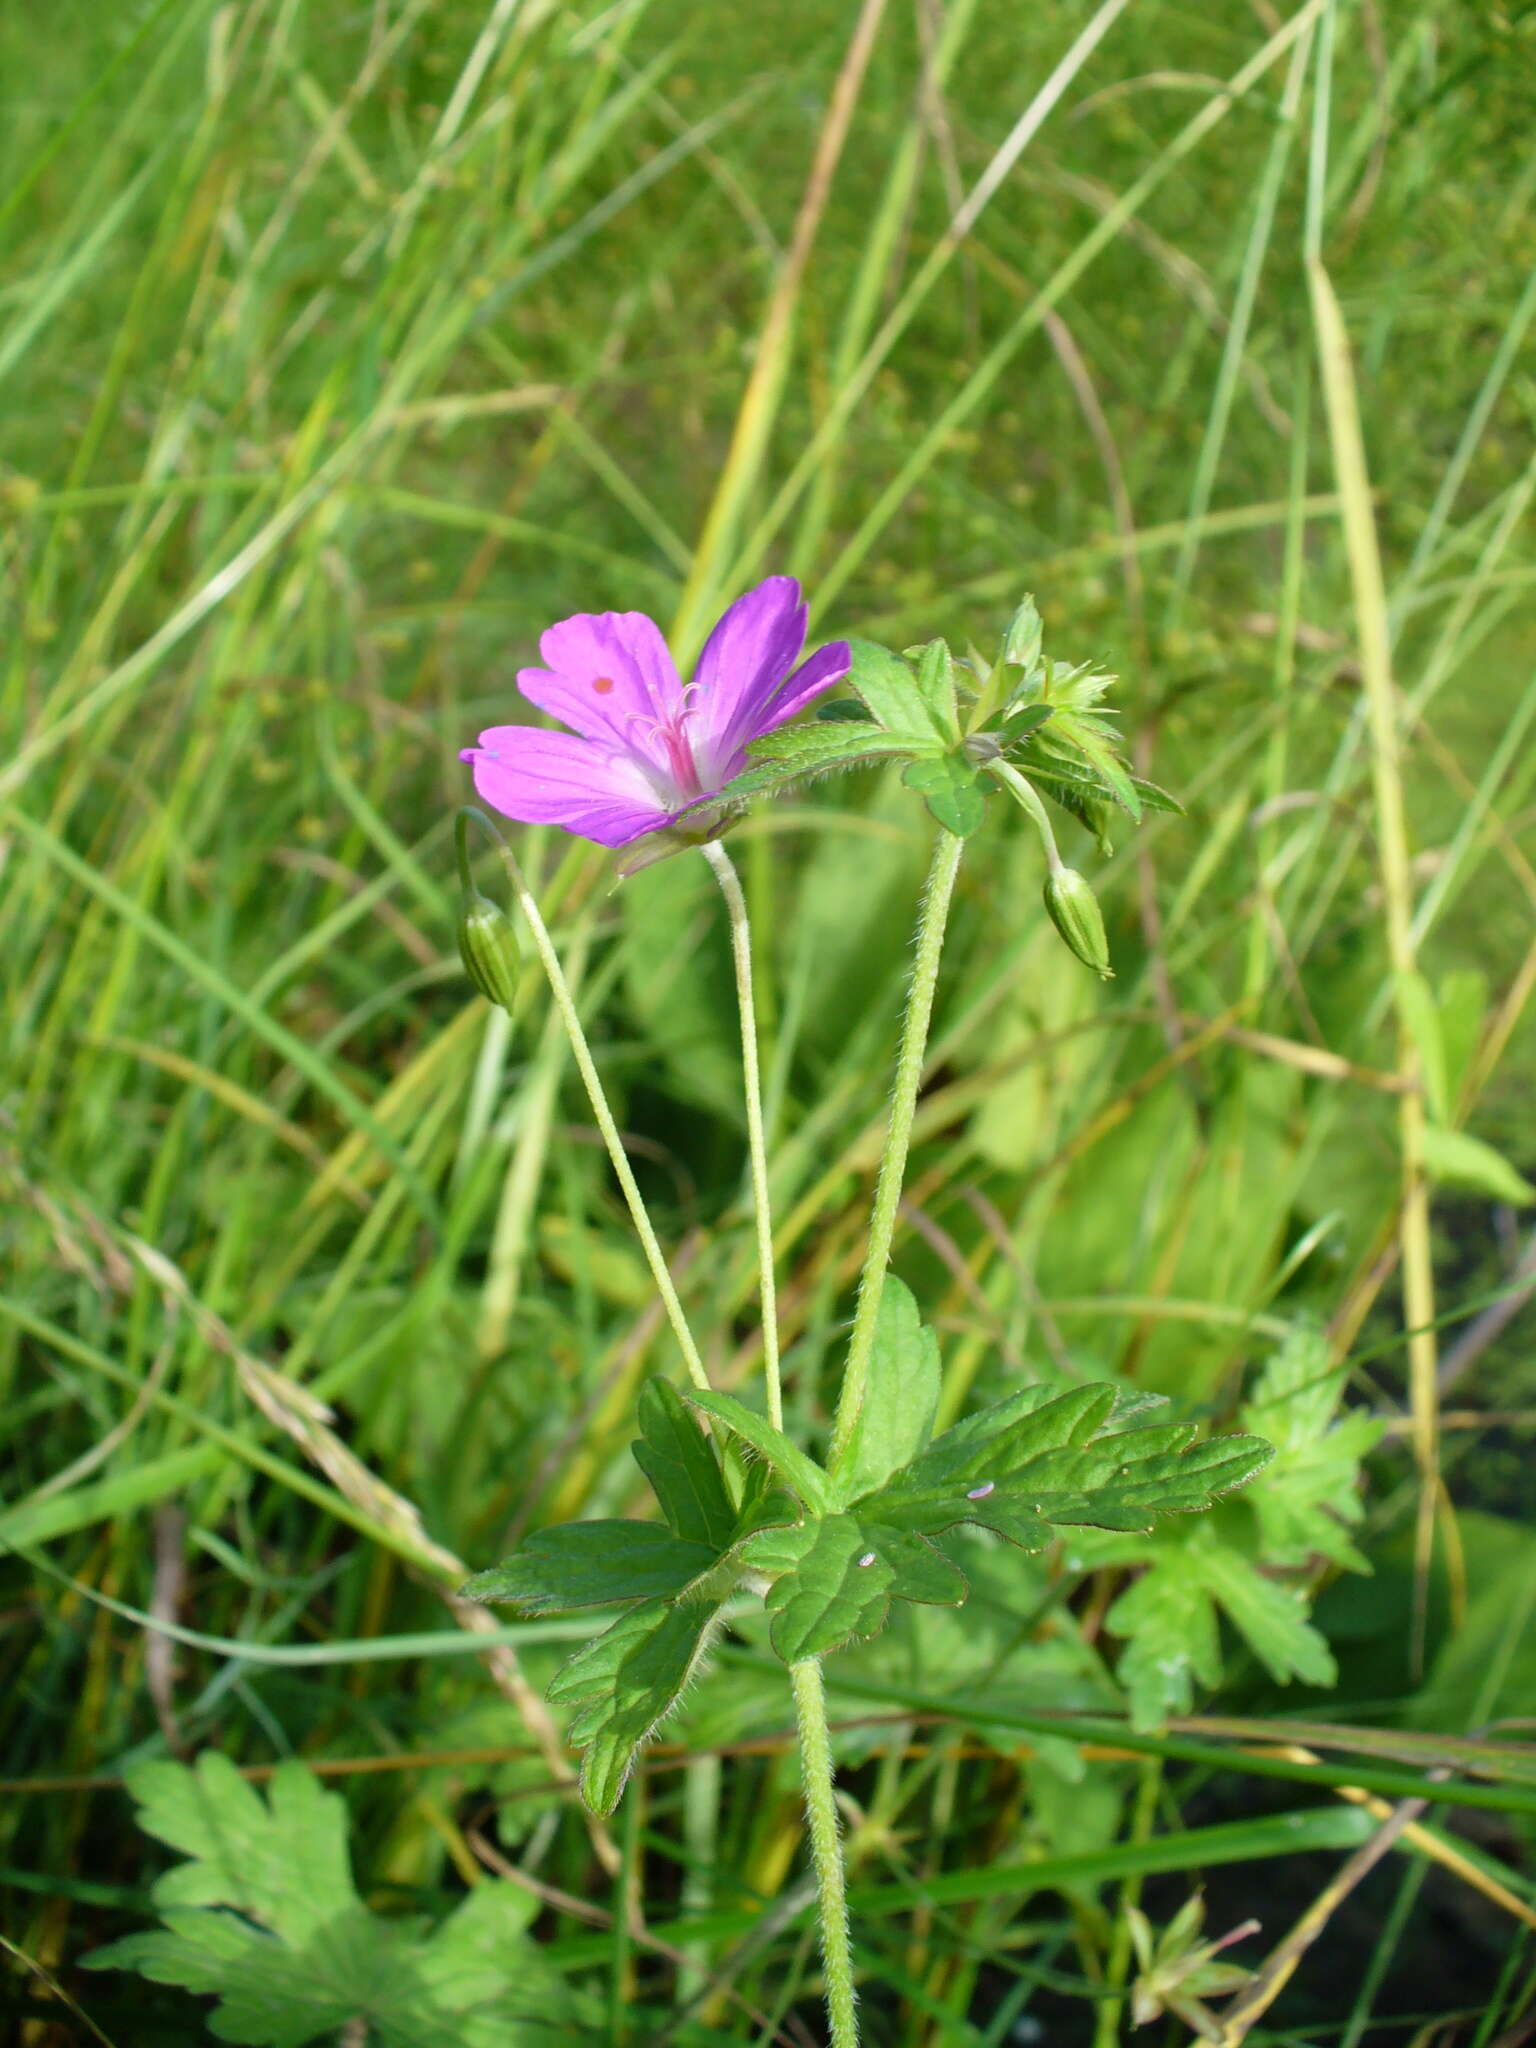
828,829,963,1471
790,1656,859,2048
700,838,783,1429
989,758,1063,870
482,825,711,1395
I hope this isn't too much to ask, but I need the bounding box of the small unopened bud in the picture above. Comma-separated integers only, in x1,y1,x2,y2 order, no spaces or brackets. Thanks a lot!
1001,594,1043,674
457,893,522,1010
1044,866,1112,978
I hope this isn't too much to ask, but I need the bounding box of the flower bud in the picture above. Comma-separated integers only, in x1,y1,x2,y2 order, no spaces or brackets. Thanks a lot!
1001,594,1043,675
457,893,522,1011
1044,866,1112,978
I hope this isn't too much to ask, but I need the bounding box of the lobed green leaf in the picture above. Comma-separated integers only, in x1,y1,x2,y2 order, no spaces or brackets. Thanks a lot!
83,1760,584,2043
547,1596,716,1814
844,637,953,741
901,754,987,836
738,1512,965,1662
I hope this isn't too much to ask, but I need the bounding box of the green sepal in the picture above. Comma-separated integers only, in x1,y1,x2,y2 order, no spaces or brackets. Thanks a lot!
1000,594,1044,679
547,1597,716,1814
738,1512,966,1662
457,896,522,1012
459,1521,718,1613
631,1377,737,1549
1047,710,1140,819
1130,774,1183,816
995,703,1055,748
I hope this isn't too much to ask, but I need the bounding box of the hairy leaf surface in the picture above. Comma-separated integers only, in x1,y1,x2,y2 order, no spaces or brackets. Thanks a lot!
739,1513,965,1662
631,1377,737,1550
682,1389,831,1511
547,1596,716,1814
832,1277,942,1507
461,1521,718,1613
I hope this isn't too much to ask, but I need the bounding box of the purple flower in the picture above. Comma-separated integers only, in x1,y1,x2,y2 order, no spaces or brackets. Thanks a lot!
461,575,850,849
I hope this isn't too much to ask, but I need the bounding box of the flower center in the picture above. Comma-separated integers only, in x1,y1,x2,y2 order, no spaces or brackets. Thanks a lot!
658,713,704,799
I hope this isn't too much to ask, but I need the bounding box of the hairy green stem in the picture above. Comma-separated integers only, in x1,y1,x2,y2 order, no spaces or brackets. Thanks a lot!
476,822,711,1394
828,829,963,1470
790,1656,859,2048
700,838,783,1429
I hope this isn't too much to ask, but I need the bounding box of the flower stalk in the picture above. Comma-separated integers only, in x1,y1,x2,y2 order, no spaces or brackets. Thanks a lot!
828,828,964,1473
701,837,784,1429
466,812,712,1396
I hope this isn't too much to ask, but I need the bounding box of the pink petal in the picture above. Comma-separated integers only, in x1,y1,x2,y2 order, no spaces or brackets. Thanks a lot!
753,640,852,735
690,576,807,772
464,726,672,848
516,610,683,775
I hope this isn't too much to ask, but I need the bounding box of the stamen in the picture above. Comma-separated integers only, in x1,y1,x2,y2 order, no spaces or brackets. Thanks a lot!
965,1481,995,1500
592,676,615,695
857,1551,877,1568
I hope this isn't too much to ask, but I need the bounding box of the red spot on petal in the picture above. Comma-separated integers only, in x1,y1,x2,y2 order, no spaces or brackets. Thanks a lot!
592,675,615,695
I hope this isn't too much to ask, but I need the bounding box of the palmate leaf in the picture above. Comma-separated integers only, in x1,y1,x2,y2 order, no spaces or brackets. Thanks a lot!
736,1361,1268,1665
737,1512,966,1662
547,1596,718,1814
854,1383,1271,1552
1239,1322,1381,1571
83,1759,590,2045
98,1755,354,1949
460,1521,717,1612
1106,1523,1336,1729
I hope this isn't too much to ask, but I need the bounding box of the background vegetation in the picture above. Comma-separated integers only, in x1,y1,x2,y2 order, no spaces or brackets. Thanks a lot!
3,0,1535,2040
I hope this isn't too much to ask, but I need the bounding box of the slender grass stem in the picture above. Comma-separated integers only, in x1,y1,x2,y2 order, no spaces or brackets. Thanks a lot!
1308,264,1437,1671
790,1656,859,2048
828,830,963,1472
701,838,784,1428
477,820,711,1394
